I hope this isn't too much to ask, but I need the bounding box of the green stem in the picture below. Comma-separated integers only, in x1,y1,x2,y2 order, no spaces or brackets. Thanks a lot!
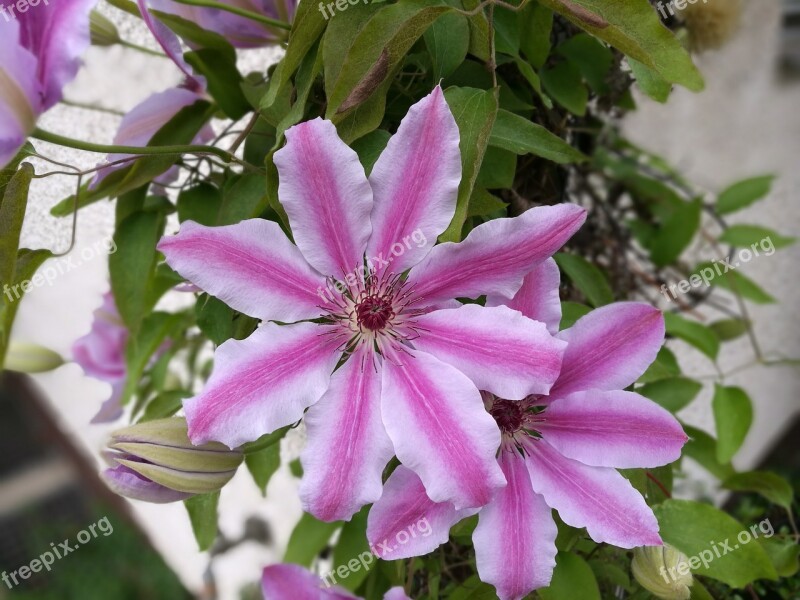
32,127,235,164
169,0,291,30
120,40,166,57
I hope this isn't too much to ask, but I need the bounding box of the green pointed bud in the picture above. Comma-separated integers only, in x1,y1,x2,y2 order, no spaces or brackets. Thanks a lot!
632,545,693,600
90,10,121,47
104,417,242,500
5,341,64,373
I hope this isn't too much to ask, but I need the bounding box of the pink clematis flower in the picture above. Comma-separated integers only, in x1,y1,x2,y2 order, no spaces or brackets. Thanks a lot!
158,87,586,522
0,0,96,167
72,292,128,423
262,564,410,600
366,261,688,600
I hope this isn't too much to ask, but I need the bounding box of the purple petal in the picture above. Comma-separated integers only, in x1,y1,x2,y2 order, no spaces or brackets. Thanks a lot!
299,346,393,522
551,303,665,399
538,390,688,468
184,322,340,447
366,86,461,273
380,347,505,510
486,258,562,334
72,293,127,381
0,21,41,166
411,304,566,400
274,118,373,277
383,589,412,600
92,87,213,189
261,564,357,600
366,466,474,560
158,219,327,323
523,438,662,548
137,0,206,91
90,381,125,424
474,451,557,600
407,204,586,306
102,464,192,503
18,0,95,109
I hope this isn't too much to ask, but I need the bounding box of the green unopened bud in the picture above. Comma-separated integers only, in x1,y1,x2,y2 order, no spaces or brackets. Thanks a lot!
90,10,121,47
5,341,64,373
105,418,242,499
632,545,693,600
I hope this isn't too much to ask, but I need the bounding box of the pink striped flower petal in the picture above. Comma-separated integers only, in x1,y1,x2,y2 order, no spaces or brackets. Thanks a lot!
261,564,356,600
407,204,586,306
412,304,566,400
380,348,505,510
551,303,664,399
383,588,412,600
158,219,327,323
300,346,394,522
275,118,373,277
537,390,687,469
474,451,557,600
184,322,340,447
366,466,475,560
486,258,562,334
366,86,461,273
523,438,662,548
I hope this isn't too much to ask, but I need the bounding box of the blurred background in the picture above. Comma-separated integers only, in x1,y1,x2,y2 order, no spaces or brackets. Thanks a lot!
2,0,799,598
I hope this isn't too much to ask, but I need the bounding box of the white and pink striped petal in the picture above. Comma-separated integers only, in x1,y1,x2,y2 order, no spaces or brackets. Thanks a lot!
300,346,394,522
411,304,565,400
158,219,327,323
487,258,562,334
184,322,340,448
275,118,373,277
474,451,558,600
380,348,505,510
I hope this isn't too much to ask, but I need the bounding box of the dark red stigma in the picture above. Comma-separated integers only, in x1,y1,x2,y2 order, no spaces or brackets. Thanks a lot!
356,295,394,331
490,400,526,435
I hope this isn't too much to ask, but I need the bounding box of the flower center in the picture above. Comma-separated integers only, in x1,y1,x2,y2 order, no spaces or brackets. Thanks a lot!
355,294,394,331
490,399,526,435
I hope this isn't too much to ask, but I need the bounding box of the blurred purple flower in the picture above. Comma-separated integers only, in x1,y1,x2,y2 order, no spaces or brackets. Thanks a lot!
0,0,96,167
262,564,410,600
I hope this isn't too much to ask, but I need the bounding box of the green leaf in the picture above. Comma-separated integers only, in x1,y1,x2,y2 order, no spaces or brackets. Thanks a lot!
245,442,281,496
476,146,516,189
712,384,752,463
440,87,499,242
218,173,268,225
554,253,614,307
326,0,453,117
140,390,191,422
638,347,681,383
722,471,794,510
284,513,341,566
654,499,777,587
638,377,702,413
759,537,800,577
560,301,591,330
0,164,32,287
650,198,702,267
664,312,719,360
467,186,507,218
425,12,470,80
184,492,220,551
709,318,750,342
711,389,752,454
717,175,774,215
150,9,236,60
539,552,601,600
692,262,776,304
628,57,672,102
682,424,735,480
331,507,371,591
537,0,703,90
490,109,586,164
351,129,391,175
719,225,795,249
185,48,250,120
177,183,222,225
520,3,553,68
541,61,588,116
196,294,237,345
557,34,613,94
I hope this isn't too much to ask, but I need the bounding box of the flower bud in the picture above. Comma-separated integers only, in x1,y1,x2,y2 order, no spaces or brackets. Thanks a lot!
102,417,242,503
5,341,64,373
678,0,742,52
632,545,693,600
90,10,121,47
